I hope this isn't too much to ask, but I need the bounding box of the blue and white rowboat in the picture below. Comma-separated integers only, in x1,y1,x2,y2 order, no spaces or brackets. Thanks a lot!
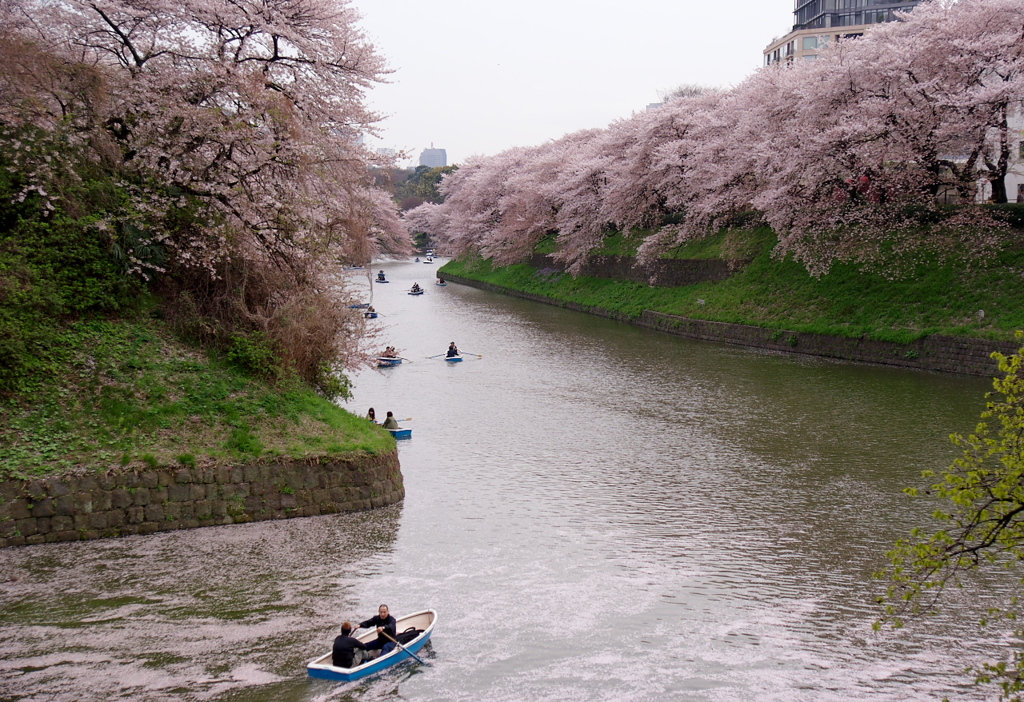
376,357,402,367
388,427,412,439
444,355,463,363
307,609,436,682
364,312,378,319
408,289,424,296
348,303,371,309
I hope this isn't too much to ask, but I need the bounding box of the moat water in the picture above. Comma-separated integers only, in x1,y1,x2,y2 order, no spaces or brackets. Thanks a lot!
0,259,1011,701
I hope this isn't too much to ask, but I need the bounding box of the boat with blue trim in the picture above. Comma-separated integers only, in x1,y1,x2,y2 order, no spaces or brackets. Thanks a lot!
307,609,436,681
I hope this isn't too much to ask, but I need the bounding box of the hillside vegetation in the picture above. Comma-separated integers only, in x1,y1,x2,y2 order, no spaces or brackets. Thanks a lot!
440,226,1024,344
0,319,392,481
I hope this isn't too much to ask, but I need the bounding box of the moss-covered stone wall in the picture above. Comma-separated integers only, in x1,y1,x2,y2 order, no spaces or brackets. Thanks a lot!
0,451,404,547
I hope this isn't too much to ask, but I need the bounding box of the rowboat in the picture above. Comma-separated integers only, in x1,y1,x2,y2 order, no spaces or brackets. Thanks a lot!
364,312,378,319
408,290,424,296
307,609,436,682
348,303,370,309
376,357,402,367
388,427,412,439
375,279,389,283
423,258,433,263
444,355,463,363
435,282,446,287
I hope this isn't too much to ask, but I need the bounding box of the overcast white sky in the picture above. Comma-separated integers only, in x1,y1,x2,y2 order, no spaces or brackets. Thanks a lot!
357,0,796,166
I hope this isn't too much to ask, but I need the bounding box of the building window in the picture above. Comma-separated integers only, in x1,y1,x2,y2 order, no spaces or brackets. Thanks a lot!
802,36,819,50
803,54,818,60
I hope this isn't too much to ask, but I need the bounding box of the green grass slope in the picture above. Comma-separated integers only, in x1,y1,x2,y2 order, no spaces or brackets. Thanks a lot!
440,227,1024,344
0,317,392,481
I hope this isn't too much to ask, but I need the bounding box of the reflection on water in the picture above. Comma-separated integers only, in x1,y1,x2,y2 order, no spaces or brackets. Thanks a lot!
0,259,1012,701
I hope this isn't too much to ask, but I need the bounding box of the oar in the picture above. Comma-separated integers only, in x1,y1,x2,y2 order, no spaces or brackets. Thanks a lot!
381,630,429,666
427,353,446,358
398,357,413,362
460,352,483,358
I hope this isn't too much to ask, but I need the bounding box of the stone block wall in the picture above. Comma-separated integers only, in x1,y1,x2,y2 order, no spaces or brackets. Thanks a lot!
442,272,1018,377
526,254,742,287
0,450,404,548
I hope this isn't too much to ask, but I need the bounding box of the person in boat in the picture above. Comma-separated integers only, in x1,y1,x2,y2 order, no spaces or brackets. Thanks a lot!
381,411,400,430
437,277,445,284
366,408,376,423
382,346,397,358
446,342,459,358
414,257,420,262
410,282,421,293
377,270,386,281
359,604,398,657
332,621,369,668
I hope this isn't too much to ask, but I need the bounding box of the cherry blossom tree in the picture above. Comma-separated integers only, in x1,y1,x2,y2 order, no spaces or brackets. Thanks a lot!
0,0,411,389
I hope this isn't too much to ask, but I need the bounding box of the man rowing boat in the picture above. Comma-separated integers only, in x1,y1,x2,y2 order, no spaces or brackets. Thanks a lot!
358,604,397,657
446,342,459,358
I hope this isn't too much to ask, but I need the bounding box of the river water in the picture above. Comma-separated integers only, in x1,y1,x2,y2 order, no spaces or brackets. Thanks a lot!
0,259,1012,701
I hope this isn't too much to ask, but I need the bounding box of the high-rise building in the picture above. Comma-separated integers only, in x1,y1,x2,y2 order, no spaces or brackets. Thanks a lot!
764,0,921,66
418,147,447,168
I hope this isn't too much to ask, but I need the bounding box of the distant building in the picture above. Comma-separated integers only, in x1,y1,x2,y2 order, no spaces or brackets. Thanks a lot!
418,147,447,168
764,0,922,66
376,147,396,158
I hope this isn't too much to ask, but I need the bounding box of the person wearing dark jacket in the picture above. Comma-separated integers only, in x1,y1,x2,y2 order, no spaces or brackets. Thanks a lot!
332,622,368,668
360,604,398,656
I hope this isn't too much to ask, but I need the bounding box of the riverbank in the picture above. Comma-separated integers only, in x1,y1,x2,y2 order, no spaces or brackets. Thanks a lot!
438,227,1024,375
0,317,404,546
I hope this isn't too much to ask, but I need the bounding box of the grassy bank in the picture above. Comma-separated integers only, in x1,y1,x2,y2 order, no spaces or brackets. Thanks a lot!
0,317,392,481
440,227,1024,344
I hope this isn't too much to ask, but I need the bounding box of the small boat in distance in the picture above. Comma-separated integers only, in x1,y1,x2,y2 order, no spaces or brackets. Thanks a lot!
408,289,424,296
307,609,436,682
445,355,463,363
348,303,370,309
435,281,446,287
424,257,434,263
364,311,378,319
388,427,412,439
376,357,402,367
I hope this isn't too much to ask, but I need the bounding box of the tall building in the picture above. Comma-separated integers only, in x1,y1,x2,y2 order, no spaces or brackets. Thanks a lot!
764,0,921,66
418,147,447,168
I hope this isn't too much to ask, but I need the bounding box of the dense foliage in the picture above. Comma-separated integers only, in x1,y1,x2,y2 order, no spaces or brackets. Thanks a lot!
0,0,412,397
410,0,1024,277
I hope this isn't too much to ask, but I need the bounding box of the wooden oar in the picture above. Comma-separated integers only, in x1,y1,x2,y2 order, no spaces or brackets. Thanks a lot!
460,352,483,358
381,630,429,666
427,353,446,358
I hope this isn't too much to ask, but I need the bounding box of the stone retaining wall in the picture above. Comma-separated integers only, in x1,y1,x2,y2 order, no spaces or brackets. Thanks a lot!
526,253,743,287
0,450,404,548
442,272,1018,377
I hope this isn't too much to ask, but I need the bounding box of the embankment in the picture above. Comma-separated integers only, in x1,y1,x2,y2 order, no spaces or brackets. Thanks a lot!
440,271,1017,377
0,450,404,547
